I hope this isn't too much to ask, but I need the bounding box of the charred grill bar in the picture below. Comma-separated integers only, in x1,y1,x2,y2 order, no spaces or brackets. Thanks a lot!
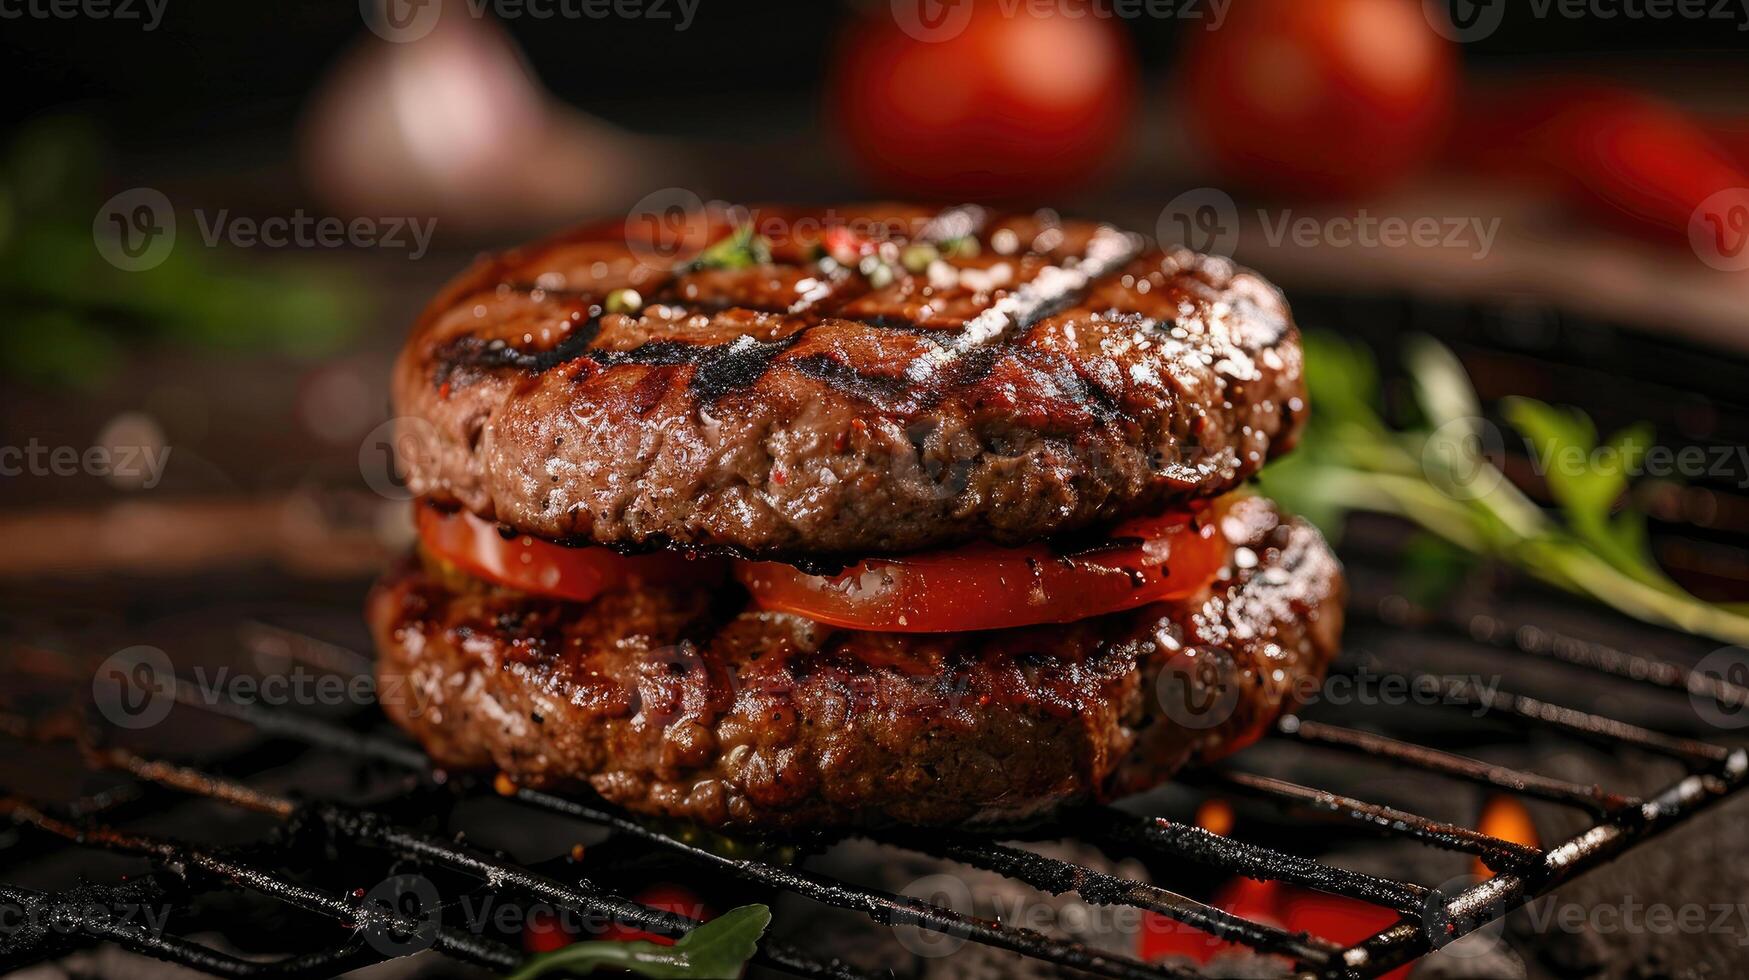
3,597,1743,980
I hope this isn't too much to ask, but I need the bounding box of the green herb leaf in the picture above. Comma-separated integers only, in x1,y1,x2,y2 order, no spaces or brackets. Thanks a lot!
1405,335,1482,436
938,234,980,259
686,226,771,271
1502,396,1672,592
1257,332,1749,646
509,905,770,980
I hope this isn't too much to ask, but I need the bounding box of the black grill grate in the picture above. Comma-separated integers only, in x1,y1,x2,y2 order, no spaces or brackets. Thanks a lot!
3,590,1745,980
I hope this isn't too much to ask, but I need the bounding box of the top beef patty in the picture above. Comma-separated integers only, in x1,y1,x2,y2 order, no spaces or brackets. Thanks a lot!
394,204,1307,557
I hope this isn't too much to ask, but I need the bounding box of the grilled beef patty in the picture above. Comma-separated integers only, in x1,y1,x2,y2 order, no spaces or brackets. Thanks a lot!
369,495,1343,830
394,205,1307,558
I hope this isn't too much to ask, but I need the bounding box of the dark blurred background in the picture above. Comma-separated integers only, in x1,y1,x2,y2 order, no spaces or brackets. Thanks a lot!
4,0,1748,589
6,5,1749,978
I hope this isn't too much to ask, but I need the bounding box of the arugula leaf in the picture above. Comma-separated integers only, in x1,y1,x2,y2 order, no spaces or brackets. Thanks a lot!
685,226,771,272
1501,397,1672,592
1259,332,1749,646
1404,335,1482,436
509,905,770,980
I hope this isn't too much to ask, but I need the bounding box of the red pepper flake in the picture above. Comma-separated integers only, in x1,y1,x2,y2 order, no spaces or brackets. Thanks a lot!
438,381,452,401
771,465,787,486
821,226,869,264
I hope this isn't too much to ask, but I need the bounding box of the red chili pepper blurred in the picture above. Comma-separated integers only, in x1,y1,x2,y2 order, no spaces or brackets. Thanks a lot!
601,883,711,947
1455,83,1748,245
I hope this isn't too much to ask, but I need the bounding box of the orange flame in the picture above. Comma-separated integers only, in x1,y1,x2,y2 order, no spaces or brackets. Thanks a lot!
1473,794,1539,878
1195,798,1235,838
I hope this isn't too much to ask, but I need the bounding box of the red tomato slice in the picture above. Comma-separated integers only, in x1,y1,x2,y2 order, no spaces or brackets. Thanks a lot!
415,502,712,604
735,507,1227,633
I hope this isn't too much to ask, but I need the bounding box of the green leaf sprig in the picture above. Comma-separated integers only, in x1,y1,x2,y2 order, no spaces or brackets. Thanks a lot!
509,904,770,980
683,225,771,272
1256,333,1749,646
0,117,365,388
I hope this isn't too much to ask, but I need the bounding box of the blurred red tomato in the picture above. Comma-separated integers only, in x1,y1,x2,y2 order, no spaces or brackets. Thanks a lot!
1540,89,1744,243
829,0,1138,200
1456,83,1749,245
1178,0,1456,198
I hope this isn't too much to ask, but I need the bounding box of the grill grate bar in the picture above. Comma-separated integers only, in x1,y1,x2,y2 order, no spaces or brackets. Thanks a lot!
1424,676,1732,763
1354,597,1749,713
0,801,525,975
0,881,382,979
130,697,1199,978
1339,747,1749,979
1197,770,1545,872
9,739,871,980
1078,807,1432,914
5,587,1745,980
871,828,1344,967
1276,715,1635,813
508,786,1199,980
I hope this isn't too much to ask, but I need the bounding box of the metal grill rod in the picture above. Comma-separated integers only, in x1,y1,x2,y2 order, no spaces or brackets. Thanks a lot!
2,740,871,980
1078,807,1432,915
1196,770,1544,872
1276,715,1634,813
1425,676,1731,764
8,706,1201,980
1336,747,1749,979
0,801,524,976
871,828,1344,967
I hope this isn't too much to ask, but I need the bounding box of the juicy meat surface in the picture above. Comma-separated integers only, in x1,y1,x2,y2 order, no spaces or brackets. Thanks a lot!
394,204,1308,557
369,496,1343,830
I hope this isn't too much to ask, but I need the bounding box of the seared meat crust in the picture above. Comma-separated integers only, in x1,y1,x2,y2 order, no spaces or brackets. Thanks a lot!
369,496,1343,830
394,205,1307,557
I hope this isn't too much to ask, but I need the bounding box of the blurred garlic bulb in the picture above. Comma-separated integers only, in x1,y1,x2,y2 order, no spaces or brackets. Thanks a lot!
301,6,664,235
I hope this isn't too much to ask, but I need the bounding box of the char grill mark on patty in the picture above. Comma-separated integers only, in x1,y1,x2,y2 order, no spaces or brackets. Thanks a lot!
426,209,1140,409
394,204,1307,553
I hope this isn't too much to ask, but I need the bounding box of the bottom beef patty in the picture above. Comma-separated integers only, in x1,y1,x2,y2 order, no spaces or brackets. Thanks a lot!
368,496,1343,830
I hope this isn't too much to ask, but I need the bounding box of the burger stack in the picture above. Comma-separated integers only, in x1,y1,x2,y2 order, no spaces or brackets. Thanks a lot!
370,204,1344,831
